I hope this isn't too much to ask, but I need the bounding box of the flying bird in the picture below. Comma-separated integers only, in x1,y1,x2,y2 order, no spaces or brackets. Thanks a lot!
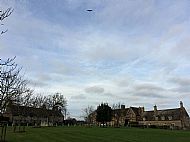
86,9,93,12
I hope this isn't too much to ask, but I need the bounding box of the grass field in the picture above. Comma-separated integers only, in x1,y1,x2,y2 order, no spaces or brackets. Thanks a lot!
6,126,190,142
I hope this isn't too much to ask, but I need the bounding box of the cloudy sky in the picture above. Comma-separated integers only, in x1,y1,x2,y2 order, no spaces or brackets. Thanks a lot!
1,0,190,119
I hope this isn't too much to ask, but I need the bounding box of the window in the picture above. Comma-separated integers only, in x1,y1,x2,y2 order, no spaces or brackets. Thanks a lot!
168,116,172,120
171,123,175,127
143,117,146,121
155,117,158,121
161,116,165,120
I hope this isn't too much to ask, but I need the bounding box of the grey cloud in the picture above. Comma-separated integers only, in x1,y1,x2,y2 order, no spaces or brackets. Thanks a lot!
170,87,190,94
27,70,54,88
27,72,53,88
70,94,86,100
85,86,104,94
37,73,52,82
104,93,115,97
132,83,167,99
114,77,134,87
134,91,166,99
169,77,190,86
29,80,48,88
134,83,166,92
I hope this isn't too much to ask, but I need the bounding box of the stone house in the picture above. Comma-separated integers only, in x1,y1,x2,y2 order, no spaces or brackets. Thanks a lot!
110,105,129,126
139,101,190,129
89,101,190,129
125,107,144,123
89,105,144,126
3,104,64,126
110,105,144,126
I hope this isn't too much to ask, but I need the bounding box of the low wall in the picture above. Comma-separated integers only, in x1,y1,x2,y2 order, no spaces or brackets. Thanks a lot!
139,120,182,128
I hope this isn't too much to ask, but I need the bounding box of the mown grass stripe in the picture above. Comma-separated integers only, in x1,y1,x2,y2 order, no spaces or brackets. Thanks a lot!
6,126,190,142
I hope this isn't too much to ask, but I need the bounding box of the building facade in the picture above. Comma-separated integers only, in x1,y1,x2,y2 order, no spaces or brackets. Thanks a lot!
90,102,190,129
90,105,144,126
139,101,190,129
3,104,64,126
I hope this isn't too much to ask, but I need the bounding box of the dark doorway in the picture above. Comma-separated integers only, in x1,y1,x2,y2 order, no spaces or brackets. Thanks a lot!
124,119,129,126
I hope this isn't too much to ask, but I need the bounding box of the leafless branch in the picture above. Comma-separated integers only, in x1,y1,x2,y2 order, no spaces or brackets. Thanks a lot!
0,57,28,112
0,7,13,36
82,105,94,123
1,29,8,34
0,7,14,21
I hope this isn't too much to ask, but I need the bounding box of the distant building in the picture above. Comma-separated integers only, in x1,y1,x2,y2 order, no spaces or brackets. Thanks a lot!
90,101,190,129
3,104,64,126
139,101,190,129
90,105,144,126
64,117,77,126
110,105,144,126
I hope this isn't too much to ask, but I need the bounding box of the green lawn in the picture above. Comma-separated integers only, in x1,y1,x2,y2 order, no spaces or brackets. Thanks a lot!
6,126,190,142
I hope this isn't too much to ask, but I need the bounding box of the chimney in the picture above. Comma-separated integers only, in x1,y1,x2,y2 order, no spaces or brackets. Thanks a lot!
180,101,183,108
121,105,125,109
154,105,157,112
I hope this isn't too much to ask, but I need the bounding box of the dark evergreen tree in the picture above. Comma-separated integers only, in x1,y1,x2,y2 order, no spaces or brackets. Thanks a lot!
96,103,112,127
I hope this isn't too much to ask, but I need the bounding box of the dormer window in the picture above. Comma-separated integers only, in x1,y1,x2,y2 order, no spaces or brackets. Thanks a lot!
155,116,158,121
168,116,172,120
161,116,165,120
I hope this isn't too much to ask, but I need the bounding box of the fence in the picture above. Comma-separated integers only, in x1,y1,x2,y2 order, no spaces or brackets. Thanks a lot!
0,121,8,142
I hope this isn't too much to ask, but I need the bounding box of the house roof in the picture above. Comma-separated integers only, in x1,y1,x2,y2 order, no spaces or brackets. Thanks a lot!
130,107,141,116
7,105,63,118
142,107,189,121
112,108,129,116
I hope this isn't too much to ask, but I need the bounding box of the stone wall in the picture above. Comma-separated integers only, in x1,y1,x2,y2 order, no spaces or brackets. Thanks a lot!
139,120,182,128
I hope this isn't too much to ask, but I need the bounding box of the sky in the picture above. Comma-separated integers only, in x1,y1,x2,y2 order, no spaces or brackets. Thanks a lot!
1,0,190,120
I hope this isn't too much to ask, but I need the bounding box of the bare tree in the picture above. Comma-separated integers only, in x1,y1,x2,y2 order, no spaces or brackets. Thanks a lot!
27,92,67,113
46,93,67,111
24,94,46,108
0,7,14,35
15,88,34,106
21,89,34,107
0,57,28,112
82,105,94,124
